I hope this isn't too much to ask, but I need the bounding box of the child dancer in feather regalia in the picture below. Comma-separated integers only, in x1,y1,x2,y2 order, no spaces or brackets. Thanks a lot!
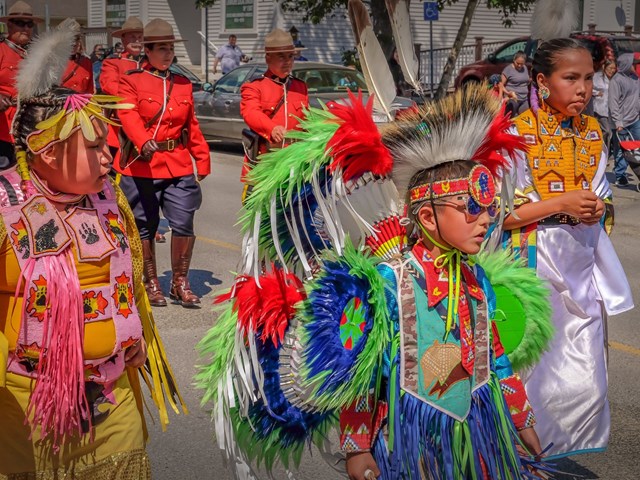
339,88,552,480
0,20,185,478
197,85,557,480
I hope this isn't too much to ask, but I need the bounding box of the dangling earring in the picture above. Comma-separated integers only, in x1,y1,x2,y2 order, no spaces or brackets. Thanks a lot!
539,85,550,100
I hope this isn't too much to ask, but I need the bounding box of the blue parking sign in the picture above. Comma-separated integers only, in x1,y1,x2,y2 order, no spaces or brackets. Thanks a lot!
424,2,439,21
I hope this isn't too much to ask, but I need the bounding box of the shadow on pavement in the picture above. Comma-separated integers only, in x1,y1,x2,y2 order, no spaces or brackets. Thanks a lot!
552,457,599,479
158,268,222,297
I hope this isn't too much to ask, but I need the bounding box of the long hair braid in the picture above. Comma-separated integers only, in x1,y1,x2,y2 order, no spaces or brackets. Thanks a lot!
12,87,74,153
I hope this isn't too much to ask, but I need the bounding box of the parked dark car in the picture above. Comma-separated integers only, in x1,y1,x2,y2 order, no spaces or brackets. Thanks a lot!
193,61,415,142
454,33,640,89
170,62,204,92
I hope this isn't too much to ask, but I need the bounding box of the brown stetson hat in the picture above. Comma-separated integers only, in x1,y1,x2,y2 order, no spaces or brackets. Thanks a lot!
112,16,144,38
141,18,186,44
0,0,44,23
262,28,304,53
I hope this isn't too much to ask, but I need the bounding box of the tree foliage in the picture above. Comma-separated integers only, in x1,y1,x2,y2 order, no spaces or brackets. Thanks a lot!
196,0,535,28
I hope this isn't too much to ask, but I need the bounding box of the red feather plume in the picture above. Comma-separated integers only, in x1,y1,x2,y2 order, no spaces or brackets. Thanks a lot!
326,90,393,181
214,268,305,348
471,105,527,175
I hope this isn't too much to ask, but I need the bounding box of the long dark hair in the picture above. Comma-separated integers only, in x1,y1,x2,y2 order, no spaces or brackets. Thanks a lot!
12,87,75,154
531,38,590,87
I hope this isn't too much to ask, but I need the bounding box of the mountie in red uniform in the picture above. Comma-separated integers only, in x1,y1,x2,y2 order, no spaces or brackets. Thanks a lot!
60,54,94,94
113,51,211,310
100,52,142,150
0,38,26,143
113,63,210,179
239,71,308,179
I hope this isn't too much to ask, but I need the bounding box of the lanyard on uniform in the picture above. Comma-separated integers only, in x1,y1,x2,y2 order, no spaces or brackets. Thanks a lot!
283,82,288,145
152,74,169,140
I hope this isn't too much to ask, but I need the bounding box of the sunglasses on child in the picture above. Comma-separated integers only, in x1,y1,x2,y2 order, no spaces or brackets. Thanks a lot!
9,19,35,28
433,194,498,219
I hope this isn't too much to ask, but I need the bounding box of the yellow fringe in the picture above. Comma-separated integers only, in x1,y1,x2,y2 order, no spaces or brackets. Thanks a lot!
113,179,189,429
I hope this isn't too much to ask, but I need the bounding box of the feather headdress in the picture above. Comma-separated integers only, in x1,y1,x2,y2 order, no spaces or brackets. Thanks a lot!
348,0,396,120
16,18,79,100
385,0,423,95
13,18,132,154
531,0,580,41
384,85,526,197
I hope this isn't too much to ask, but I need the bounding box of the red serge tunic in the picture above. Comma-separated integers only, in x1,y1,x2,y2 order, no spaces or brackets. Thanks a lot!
100,53,141,149
239,72,308,179
61,55,94,94
113,64,211,179
0,40,26,143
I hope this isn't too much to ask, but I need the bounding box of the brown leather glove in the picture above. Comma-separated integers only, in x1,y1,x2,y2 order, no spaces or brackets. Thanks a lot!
141,139,159,161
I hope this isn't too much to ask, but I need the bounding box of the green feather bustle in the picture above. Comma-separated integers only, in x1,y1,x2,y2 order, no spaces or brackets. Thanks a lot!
239,105,340,237
194,301,238,407
475,249,554,371
298,239,392,412
229,407,337,472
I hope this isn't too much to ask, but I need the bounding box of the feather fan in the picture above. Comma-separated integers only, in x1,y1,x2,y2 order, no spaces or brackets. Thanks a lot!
17,18,80,99
385,0,423,95
531,0,580,41
348,0,396,120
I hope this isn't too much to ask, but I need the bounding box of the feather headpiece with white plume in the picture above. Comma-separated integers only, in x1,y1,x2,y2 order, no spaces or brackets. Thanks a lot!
16,18,80,100
13,18,132,154
384,85,526,198
531,0,580,41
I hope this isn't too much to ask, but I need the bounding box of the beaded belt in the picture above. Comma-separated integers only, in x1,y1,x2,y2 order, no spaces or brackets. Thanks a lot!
538,214,581,226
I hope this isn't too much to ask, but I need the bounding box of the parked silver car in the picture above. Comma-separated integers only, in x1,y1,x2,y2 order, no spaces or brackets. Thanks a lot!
193,61,415,142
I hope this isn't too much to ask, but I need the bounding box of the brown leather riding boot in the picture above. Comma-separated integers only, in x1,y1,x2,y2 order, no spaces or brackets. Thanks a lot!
169,235,200,308
142,238,167,307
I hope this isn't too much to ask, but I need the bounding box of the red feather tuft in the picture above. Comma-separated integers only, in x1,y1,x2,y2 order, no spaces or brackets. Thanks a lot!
326,90,393,181
471,105,527,175
216,269,305,347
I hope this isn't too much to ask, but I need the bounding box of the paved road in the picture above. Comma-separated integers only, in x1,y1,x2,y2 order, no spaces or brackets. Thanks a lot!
145,145,640,480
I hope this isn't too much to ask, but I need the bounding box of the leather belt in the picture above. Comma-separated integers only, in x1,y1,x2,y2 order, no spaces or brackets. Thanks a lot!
538,213,581,226
156,137,184,152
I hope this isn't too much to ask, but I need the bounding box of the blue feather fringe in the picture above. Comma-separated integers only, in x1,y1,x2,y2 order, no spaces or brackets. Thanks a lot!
371,371,536,480
302,258,376,395
245,334,334,451
259,170,330,266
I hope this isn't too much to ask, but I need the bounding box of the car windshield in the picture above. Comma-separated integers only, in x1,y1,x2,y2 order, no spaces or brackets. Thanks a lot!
295,68,369,93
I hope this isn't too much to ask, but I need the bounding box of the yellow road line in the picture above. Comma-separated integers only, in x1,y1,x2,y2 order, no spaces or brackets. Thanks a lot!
196,235,241,252
609,341,640,357
194,235,640,358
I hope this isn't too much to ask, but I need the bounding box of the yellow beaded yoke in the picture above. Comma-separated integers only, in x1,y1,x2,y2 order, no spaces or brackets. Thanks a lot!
513,109,603,201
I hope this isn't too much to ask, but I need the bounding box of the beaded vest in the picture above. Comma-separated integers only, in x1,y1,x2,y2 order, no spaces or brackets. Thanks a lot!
0,168,142,383
513,108,603,200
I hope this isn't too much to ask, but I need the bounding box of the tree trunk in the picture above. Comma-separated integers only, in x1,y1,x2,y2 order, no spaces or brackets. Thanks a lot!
370,0,394,59
434,0,479,99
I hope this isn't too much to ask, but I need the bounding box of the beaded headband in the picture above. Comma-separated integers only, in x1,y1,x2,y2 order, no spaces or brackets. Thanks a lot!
409,164,497,207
